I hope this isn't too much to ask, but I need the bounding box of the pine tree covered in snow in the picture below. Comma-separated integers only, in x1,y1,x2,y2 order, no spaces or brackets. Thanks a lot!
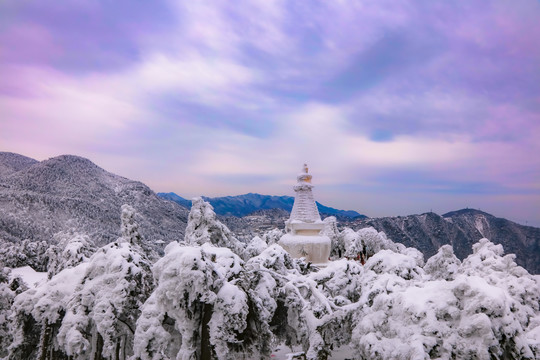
120,204,142,245
184,197,245,256
133,242,245,360
323,216,341,258
46,230,95,279
0,239,49,272
0,266,16,359
56,240,154,359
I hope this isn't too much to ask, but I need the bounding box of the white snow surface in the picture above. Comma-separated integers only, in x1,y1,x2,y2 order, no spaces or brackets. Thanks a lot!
13,262,89,324
9,266,47,288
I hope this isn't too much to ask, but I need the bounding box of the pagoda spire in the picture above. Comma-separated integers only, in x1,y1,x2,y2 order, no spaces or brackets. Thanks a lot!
289,163,321,224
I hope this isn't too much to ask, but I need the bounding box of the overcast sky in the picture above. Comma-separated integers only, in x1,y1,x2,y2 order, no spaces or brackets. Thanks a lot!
1,0,539,226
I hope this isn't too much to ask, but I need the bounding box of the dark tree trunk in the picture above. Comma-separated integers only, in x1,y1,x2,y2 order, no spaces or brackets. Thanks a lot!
11,314,41,360
115,338,121,360
95,333,104,360
200,303,213,360
38,320,52,360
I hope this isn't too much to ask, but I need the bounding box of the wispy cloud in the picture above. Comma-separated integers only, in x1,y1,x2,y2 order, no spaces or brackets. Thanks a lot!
1,0,539,225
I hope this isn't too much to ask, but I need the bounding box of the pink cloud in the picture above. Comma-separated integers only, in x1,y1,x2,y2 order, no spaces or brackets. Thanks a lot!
0,23,60,64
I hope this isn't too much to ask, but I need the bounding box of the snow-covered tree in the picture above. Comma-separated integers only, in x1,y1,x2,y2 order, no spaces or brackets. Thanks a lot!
0,266,16,359
357,227,395,258
134,242,245,360
9,261,89,360
56,240,154,360
184,197,245,256
322,216,342,258
342,228,362,259
309,259,363,305
241,244,301,357
132,292,177,360
243,236,267,260
424,244,461,281
119,204,160,262
120,204,142,245
261,228,283,246
243,245,363,360
459,238,540,358
46,230,95,279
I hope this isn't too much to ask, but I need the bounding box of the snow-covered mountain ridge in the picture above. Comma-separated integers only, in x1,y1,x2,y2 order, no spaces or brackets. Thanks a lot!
0,152,188,252
348,209,540,274
211,207,540,274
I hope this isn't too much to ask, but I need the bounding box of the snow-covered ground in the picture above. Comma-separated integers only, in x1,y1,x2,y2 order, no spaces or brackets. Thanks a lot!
2,198,539,360
271,345,354,359
9,266,47,288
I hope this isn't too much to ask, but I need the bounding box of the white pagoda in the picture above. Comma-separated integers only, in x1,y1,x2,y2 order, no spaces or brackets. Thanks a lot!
278,164,331,265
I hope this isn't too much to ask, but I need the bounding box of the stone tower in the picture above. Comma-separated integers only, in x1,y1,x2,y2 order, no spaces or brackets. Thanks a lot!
279,164,331,265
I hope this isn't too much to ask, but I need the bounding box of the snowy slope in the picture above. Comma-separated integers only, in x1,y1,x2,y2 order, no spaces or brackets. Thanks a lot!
0,152,38,177
0,153,188,248
350,209,540,274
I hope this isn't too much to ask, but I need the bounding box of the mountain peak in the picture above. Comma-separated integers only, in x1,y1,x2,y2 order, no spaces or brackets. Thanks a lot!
0,152,39,177
0,151,189,248
442,208,494,218
43,154,106,173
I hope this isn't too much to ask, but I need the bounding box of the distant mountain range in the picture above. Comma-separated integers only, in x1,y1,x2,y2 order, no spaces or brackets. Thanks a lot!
350,209,540,274
0,152,538,274
158,192,365,219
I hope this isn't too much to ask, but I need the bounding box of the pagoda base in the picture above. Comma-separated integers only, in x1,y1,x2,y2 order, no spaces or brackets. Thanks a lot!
278,234,331,265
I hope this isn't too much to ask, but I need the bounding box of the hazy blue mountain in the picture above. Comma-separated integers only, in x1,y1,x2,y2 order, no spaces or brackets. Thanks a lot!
158,192,192,209
157,192,366,219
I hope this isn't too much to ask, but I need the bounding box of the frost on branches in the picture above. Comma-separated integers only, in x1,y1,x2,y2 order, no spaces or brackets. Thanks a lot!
133,242,247,360
2,198,540,360
0,266,17,358
351,239,540,360
6,205,155,360
184,197,245,256
56,241,154,359
46,230,95,279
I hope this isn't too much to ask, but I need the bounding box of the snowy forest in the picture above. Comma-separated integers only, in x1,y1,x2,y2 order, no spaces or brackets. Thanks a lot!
1,198,539,360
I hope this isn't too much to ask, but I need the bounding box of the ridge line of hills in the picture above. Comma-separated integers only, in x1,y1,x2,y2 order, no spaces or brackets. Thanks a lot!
0,152,538,273
157,191,366,219
0,152,188,248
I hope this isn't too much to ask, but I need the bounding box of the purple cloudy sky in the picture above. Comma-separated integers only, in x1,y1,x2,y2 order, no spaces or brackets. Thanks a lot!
1,0,539,225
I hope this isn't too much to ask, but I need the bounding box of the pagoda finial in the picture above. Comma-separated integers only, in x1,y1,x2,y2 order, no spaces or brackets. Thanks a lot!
297,163,312,184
